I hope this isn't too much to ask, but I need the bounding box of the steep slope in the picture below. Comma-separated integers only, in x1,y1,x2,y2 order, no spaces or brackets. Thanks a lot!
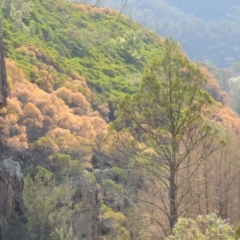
0,0,163,239
3,0,162,108
1,0,240,240
83,0,240,67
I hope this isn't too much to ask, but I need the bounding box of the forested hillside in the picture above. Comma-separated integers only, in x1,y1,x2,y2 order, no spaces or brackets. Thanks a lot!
0,0,163,239
81,0,240,68
1,0,240,240
167,0,239,20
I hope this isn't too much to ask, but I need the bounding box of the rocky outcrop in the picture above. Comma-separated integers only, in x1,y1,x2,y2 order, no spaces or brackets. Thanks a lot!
73,176,100,240
0,158,23,239
0,20,8,108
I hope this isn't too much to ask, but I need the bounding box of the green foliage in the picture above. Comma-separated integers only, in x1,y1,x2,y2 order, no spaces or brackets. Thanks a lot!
110,167,127,182
235,223,240,240
2,1,231,239
166,213,234,240
117,30,144,61
83,171,96,183
90,0,240,67
23,166,78,240
1,0,34,32
100,203,130,240
109,38,223,235
0,0,162,105
103,178,124,197
52,153,71,163
4,211,28,240
50,153,71,171
31,136,59,154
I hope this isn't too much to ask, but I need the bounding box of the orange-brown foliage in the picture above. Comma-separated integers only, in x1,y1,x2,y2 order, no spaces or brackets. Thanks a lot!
23,102,43,121
74,3,118,16
3,59,107,160
55,87,90,115
96,102,110,121
0,112,28,149
89,116,107,140
201,67,229,104
16,45,37,58
6,60,26,84
210,105,240,134
47,127,93,161
16,45,51,63
7,97,23,118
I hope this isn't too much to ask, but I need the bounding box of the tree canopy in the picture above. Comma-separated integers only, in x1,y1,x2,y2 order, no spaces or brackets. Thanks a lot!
109,38,223,237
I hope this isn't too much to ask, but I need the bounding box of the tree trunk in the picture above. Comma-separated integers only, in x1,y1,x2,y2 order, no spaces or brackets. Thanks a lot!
169,136,177,230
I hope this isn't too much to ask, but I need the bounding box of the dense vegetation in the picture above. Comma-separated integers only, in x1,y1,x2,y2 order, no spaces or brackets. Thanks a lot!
1,0,240,239
81,0,240,68
2,0,163,106
0,0,164,239
108,38,223,237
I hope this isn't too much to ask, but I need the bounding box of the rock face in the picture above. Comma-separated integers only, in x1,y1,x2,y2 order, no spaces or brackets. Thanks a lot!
0,158,23,239
0,20,8,108
0,157,101,240
73,176,100,240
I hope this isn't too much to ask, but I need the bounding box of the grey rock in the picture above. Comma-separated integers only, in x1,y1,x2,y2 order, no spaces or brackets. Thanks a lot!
0,158,23,239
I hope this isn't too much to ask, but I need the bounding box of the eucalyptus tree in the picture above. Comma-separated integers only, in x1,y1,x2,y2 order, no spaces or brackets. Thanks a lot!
109,38,223,237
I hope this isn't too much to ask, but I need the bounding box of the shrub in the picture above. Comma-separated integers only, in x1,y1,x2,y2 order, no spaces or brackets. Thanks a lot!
166,213,234,240
235,223,240,240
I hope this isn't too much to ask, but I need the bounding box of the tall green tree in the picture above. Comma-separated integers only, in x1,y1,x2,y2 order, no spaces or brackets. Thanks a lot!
109,38,223,237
